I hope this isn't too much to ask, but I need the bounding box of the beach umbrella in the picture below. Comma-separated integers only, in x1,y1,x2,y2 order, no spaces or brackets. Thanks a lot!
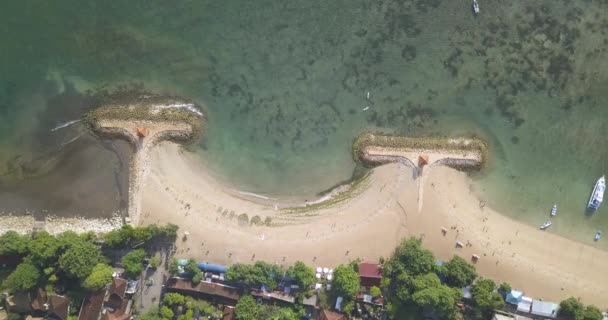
327,274,333,281
323,267,329,274
316,273,321,279
418,154,429,166
184,231,190,236
328,268,333,274
316,267,322,273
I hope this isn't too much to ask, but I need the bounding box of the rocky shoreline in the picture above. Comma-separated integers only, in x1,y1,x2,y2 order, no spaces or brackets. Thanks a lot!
0,212,123,235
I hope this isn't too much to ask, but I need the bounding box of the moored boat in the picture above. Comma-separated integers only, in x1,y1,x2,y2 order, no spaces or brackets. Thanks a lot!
588,176,605,211
550,204,557,216
539,220,552,230
472,0,480,14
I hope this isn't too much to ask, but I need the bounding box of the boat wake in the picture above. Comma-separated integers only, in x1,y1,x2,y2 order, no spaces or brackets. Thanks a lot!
50,119,81,132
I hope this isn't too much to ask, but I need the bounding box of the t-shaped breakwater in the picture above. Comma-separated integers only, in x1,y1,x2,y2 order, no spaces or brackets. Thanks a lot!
86,93,204,226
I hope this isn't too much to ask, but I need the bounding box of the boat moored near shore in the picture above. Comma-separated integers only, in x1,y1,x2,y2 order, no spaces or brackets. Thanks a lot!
588,176,605,211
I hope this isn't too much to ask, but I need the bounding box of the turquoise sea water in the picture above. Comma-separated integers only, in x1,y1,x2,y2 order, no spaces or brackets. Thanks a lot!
1,1,608,247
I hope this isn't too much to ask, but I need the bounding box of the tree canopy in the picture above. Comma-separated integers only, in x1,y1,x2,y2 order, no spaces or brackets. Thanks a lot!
286,261,315,289
559,297,584,320
471,279,504,318
583,305,603,320
2,260,41,292
29,231,63,266
441,255,477,287
0,231,30,255
332,264,360,298
83,263,113,291
163,292,185,307
390,237,435,277
59,241,104,280
226,261,281,290
235,295,261,320
121,249,146,277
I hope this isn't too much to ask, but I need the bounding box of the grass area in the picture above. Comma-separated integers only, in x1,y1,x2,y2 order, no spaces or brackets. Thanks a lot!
352,132,489,171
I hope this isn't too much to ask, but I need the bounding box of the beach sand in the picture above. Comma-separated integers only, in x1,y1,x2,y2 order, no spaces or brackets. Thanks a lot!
140,143,608,307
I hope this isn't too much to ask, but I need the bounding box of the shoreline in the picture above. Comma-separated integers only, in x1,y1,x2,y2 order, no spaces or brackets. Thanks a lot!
138,143,608,307
0,213,123,235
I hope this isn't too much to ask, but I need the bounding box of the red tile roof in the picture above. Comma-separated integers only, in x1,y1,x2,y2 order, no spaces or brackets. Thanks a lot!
358,262,382,279
31,288,48,312
320,309,348,320
166,278,241,302
78,291,105,320
48,295,70,320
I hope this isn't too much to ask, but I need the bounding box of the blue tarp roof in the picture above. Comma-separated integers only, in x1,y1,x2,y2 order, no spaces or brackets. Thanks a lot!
506,290,523,305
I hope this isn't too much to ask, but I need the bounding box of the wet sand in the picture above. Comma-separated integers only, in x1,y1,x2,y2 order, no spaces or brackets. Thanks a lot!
140,143,608,307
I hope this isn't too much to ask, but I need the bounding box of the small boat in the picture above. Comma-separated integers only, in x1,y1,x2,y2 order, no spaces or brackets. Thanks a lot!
472,0,480,14
539,220,552,230
595,231,602,241
588,176,605,211
550,204,557,216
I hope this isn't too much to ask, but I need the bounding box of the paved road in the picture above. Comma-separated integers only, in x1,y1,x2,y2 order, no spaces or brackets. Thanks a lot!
139,248,169,312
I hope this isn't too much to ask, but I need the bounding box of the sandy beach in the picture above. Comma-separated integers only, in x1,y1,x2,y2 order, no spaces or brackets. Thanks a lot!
139,143,608,307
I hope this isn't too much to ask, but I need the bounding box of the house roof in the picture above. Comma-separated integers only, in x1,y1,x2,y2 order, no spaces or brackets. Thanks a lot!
7,292,32,313
31,288,48,311
78,291,105,320
222,306,234,320
48,295,70,320
107,278,128,300
358,262,382,279
166,278,241,302
531,300,558,318
320,309,348,320
302,294,318,307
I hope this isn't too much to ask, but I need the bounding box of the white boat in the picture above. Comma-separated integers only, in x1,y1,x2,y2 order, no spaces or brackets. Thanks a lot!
550,204,557,216
588,176,605,211
595,231,602,241
539,220,552,230
472,0,480,14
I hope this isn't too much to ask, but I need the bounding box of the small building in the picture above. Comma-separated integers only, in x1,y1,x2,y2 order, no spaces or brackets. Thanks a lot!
461,285,473,300
6,292,33,314
165,278,241,306
319,309,348,320
505,290,523,305
358,262,382,287
30,288,48,314
493,312,533,320
103,277,130,320
517,296,532,313
78,291,105,320
530,300,558,319
47,295,70,320
222,306,234,320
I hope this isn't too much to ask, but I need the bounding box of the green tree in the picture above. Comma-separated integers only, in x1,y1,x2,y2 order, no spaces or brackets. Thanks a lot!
163,293,185,307
332,264,359,298
472,279,504,318
413,273,441,291
83,263,113,291
2,260,41,292
168,258,180,276
391,237,435,277
103,225,135,248
0,231,30,255
59,241,104,280
121,249,146,277
192,272,203,284
558,297,584,320
286,261,315,289
235,295,261,320
411,285,461,319
441,255,477,288
370,286,382,298
150,256,160,268
226,261,281,289
29,231,62,266
139,306,163,320
160,306,174,320
268,307,298,320
184,259,203,283
498,282,511,294
583,305,603,320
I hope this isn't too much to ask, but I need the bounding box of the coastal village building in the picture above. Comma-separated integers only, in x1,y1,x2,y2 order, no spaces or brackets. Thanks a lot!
358,262,382,288
319,309,348,320
5,289,69,320
76,277,134,320
165,278,241,306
